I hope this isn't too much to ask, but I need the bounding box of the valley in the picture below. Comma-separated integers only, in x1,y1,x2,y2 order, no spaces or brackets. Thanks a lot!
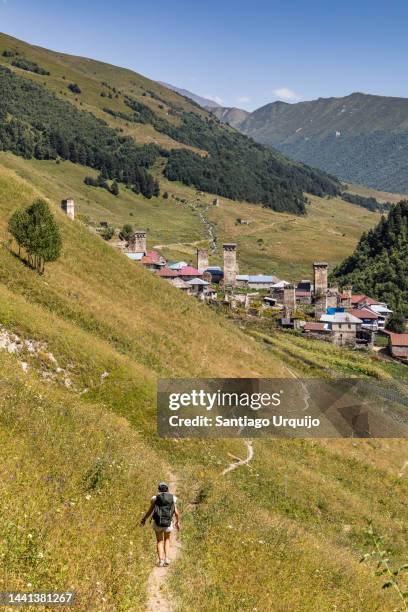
0,152,384,280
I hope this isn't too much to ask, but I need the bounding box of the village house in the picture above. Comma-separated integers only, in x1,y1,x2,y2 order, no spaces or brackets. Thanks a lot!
186,277,210,295
236,274,278,290
365,303,393,329
295,289,312,305
173,265,203,281
348,308,379,331
140,251,167,270
388,333,408,361
297,280,312,292
304,321,331,337
320,312,362,346
169,261,189,270
167,277,191,292
125,252,144,262
157,267,178,279
205,266,224,284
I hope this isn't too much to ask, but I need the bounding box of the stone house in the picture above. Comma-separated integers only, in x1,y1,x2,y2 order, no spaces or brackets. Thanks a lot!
320,312,362,346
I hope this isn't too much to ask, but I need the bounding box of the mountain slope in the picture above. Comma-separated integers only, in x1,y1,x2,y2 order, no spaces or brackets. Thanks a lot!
231,92,408,192
157,81,221,109
333,200,408,313
1,161,407,611
0,31,340,214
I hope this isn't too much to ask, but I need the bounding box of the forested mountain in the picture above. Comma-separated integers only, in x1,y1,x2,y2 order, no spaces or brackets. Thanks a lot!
0,32,340,214
332,201,408,313
215,92,408,193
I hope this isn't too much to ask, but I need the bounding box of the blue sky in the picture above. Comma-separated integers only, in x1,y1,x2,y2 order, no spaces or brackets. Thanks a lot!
1,0,408,110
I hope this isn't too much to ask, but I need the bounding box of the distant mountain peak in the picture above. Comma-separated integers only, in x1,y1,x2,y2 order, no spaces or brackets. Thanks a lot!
157,82,221,109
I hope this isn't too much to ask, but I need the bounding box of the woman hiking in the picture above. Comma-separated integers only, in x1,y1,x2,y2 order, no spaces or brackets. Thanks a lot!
140,482,180,567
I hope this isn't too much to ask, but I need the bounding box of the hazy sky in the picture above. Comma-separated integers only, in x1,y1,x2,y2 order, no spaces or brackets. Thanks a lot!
1,0,407,110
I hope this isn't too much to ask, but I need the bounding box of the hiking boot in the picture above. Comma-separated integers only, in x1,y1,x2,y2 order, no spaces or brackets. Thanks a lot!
158,559,165,567
164,558,170,566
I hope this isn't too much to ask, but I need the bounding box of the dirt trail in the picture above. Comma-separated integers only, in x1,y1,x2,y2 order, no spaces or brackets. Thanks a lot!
222,440,254,475
145,437,255,609
146,473,182,612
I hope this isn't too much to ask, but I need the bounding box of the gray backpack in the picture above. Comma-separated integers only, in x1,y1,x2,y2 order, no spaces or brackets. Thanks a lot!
153,492,175,527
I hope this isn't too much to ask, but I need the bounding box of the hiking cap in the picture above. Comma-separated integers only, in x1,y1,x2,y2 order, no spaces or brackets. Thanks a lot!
158,482,169,492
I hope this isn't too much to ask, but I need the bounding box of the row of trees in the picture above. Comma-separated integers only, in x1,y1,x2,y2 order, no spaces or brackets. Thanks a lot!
8,200,61,273
341,192,391,213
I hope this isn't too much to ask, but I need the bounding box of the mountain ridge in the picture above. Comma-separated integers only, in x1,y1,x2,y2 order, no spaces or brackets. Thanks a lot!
213,91,408,192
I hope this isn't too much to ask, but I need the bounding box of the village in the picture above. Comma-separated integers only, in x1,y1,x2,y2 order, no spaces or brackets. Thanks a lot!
61,198,408,363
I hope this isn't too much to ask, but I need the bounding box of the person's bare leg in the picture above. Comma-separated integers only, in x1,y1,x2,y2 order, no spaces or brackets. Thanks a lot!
155,531,165,561
164,531,171,562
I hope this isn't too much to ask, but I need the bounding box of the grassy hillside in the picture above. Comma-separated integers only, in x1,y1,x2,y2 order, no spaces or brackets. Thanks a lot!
0,152,382,280
0,158,407,611
0,32,340,214
218,92,408,193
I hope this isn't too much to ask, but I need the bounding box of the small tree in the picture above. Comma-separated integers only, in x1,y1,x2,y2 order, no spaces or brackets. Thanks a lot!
101,226,114,241
119,224,134,242
8,199,62,273
386,313,406,333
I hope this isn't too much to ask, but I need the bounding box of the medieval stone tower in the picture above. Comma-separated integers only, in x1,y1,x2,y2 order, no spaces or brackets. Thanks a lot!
326,285,339,309
342,285,353,308
196,248,209,272
223,243,237,286
313,262,328,297
283,284,296,313
61,198,75,220
128,230,147,254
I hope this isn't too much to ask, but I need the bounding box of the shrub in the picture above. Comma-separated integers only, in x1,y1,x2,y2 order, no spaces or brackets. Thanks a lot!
68,83,81,94
386,313,406,333
101,226,114,241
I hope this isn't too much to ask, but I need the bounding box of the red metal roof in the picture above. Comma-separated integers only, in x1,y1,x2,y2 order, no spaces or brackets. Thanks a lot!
304,322,327,332
146,250,161,262
141,255,156,265
178,266,203,276
296,290,312,297
348,308,379,320
389,333,408,347
157,267,178,277
351,295,379,306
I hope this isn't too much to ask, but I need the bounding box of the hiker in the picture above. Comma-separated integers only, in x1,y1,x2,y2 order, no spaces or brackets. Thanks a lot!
140,482,180,567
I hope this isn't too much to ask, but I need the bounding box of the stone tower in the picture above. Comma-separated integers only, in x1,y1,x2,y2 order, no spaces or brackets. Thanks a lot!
223,243,237,286
315,296,328,319
326,286,339,309
283,284,296,313
313,262,328,297
342,285,353,308
128,230,147,254
61,198,75,220
196,248,209,273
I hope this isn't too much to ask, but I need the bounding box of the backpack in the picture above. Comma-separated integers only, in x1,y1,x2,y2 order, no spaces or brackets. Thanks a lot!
153,492,175,528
